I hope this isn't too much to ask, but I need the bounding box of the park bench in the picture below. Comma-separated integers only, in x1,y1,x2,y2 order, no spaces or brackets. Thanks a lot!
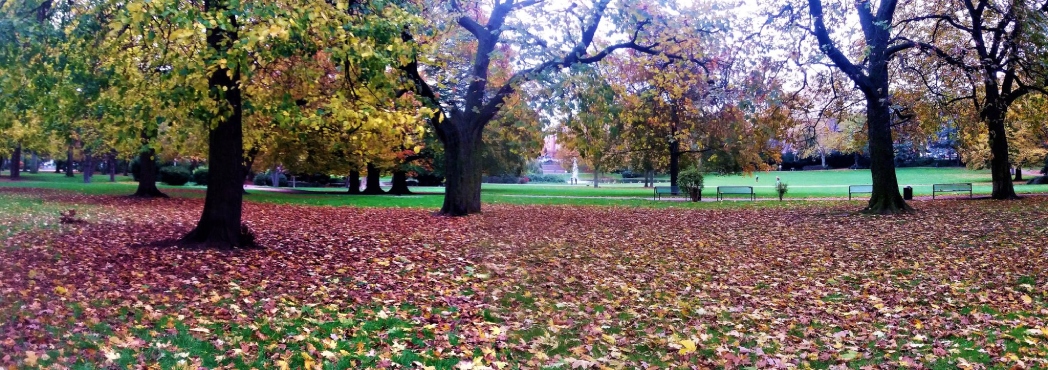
653,186,681,200
848,185,873,200
716,186,755,201
932,183,972,199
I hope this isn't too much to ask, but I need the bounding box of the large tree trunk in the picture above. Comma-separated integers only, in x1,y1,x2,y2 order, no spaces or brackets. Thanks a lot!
10,143,21,180
984,106,1018,199
362,163,385,195
438,125,483,215
863,91,911,214
82,151,93,183
65,146,74,177
348,169,361,194
669,140,680,187
180,1,252,249
388,170,412,195
133,148,167,197
108,150,116,182
592,168,600,188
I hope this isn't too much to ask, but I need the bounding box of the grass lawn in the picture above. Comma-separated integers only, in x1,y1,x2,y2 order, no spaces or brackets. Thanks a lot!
1,185,1046,369
3,168,1047,210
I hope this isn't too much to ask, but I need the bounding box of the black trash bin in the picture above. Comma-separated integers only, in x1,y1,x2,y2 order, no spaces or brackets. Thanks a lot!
903,186,913,200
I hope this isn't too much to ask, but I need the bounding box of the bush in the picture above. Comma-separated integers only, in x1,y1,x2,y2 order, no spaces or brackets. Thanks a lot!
1027,176,1048,185
159,166,191,186
526,173,567,183
253,171,288,187
678,168,704,191
620,170,642,178
191,167,208,186
482,175,528,184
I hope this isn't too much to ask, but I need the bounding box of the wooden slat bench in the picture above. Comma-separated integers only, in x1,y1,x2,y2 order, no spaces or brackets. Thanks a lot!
653,186,681,200
932,183,972,199
716,186,755,201
848,185,873,200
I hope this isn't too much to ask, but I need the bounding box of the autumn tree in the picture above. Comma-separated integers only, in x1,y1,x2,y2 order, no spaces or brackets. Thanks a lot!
399,0,714,215
905,0,1048,199
554,65,624,188
773,0,920,213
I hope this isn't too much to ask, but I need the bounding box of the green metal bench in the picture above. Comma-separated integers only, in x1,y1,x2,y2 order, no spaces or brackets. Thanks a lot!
932,183,972,199
716,186,755,201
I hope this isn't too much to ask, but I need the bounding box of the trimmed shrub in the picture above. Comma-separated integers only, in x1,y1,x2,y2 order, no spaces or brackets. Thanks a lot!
253,172,288,186
482,175,528,184
191,167,208,186
159,166,191,186
678,168,704,192
526,173,567,183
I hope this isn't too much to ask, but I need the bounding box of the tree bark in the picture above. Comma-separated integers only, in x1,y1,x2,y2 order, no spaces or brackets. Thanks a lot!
388,170,412,195
10,143,21,180
863,91,910,214
362,163,385,194
270,164,279,187
108,150,116,182
984,106,1018,199
180,0,253,249
65,146,74,177
438,124,483,215
592,168,600,188
133,148,167,198
82,151,92,183
669,140,680,188
1014,166,1022,181
348,169,361,194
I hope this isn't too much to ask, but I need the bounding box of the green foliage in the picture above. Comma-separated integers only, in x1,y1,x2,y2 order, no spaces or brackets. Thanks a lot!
253,172,288,187
776,181,789,201
159,166,190,186
678,168,704,191
525,174,567,183
191,167,208,186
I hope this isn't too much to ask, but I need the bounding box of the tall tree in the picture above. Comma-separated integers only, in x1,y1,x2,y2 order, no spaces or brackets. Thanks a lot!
180,0,250,247
908,0,1048,199
400,0,697,215
802,0,917,213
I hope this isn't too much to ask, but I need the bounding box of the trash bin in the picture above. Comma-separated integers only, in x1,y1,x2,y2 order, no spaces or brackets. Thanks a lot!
903,186,913,200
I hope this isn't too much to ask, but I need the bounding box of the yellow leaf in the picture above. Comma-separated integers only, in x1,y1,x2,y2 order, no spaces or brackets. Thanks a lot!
24,351,38,366
914,319,923,330
276,360,290,370
54,286,69,296
1022,294,1033,305
678,339,696,355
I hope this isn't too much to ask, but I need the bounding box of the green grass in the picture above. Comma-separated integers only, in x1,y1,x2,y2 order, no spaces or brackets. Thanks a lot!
2,168,1047,209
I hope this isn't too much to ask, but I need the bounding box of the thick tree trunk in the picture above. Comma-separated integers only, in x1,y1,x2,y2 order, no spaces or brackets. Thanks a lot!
592,168,600,188
669,140,680,187
438,125,483,215
10,143,21,180
55,158,62,174
348,169,361,194
65,146,74,177
133,148,167,198
388,170,412,195
82,151,92,183
29,151,39,174
984,106,1018,199
863,93,911,214
181,2,252,249
362,163,385,194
